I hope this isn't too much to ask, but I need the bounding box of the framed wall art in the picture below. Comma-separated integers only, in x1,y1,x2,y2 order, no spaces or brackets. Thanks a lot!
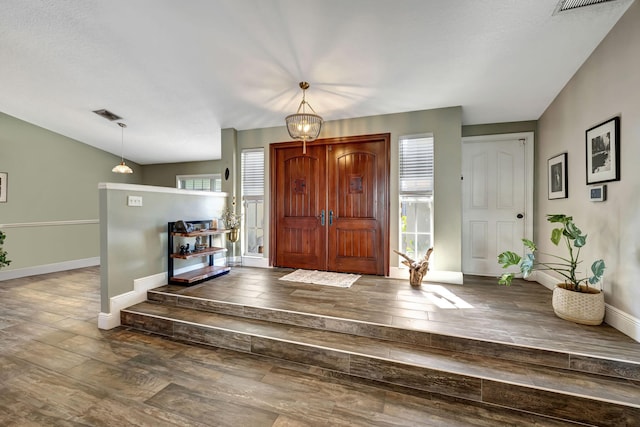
0,172,7,203
586,117,620,184
548,153,567,199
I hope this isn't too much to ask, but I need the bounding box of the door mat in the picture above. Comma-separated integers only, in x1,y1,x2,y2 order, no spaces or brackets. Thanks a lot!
279,269,361,288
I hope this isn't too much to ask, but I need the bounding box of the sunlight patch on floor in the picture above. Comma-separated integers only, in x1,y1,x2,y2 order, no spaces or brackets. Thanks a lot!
397,285,474,309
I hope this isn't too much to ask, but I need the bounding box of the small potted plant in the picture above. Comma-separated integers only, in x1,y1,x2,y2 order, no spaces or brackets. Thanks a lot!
497,214,606,325
0,230,11,270
221,206,241,242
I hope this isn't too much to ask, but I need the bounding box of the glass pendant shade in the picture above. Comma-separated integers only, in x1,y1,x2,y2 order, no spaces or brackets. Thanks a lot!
285,82,323,154
112,161,133,174
112,122,133,174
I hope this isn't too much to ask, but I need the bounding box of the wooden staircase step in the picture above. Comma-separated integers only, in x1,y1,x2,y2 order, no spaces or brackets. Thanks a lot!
122,301,640,426
148,287,640,382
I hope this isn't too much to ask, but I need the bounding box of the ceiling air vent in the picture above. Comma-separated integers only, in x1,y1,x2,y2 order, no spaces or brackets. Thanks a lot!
555,0,617,13
92,109,122,121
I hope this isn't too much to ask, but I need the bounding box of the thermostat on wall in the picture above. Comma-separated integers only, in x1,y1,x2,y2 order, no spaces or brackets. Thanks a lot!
589,184,606,202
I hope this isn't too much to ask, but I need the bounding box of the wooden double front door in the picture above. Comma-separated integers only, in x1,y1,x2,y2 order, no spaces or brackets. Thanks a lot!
270,134,389,276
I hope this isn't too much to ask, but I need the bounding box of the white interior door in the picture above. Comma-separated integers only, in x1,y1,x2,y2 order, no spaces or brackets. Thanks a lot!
462,133,533,276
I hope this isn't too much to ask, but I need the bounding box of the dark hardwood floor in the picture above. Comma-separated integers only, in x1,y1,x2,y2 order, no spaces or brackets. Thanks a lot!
1,266,638,426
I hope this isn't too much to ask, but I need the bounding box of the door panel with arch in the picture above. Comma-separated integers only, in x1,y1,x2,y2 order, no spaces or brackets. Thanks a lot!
271,134,389,275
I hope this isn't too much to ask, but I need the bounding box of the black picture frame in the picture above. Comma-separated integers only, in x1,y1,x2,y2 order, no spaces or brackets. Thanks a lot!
548,153,567,200
586,117,620,184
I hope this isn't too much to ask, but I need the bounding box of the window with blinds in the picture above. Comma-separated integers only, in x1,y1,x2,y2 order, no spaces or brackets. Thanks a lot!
399,136,434,195
399,135,434,261
177,174,221,192
241,148,265,255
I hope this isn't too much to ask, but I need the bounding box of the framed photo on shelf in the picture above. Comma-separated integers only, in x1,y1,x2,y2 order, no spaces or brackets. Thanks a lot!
586,117,620,184
0,172,7,203
548,153,567,200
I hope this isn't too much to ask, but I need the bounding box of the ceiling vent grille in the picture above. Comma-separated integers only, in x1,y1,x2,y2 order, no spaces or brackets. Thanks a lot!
555,0,617,13
93,109,122,121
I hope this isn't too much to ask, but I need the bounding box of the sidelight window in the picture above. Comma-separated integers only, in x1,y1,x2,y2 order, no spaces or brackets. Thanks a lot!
399,135,434,261
241,148,265,256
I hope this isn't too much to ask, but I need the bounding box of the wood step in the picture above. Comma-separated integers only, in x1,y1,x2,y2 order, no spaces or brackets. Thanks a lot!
121,301,640,426
147,286,640,382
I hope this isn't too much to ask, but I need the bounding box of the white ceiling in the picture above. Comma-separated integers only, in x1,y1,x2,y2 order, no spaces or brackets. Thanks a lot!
0,0,634,165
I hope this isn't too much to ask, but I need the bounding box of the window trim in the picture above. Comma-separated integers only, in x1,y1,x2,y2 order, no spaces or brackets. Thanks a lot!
398,134,434,266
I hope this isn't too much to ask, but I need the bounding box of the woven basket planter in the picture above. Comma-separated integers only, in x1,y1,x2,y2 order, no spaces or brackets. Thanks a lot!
552,283,604,325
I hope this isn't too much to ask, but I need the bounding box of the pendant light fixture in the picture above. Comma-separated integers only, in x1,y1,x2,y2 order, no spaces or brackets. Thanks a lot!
285,81,323,154
112,122,133,174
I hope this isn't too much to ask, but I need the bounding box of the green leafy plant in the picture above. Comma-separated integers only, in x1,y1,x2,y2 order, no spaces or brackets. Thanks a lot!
498,214,605,292
0,230,11,269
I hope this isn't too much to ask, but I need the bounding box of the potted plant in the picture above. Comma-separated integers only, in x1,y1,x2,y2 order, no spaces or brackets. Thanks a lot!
497,214,606,325
0,230,11,270
221,207,241,242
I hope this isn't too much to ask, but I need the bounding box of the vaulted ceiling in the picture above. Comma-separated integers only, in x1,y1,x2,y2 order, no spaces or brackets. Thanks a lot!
0,0,634,164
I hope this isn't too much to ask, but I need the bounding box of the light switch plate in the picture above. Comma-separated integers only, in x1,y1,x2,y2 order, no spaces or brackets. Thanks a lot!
127,195,143,207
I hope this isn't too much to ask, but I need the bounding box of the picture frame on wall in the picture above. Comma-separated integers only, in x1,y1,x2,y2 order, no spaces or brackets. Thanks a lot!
586,117,620,184
0,172,7,203
548,153,567,199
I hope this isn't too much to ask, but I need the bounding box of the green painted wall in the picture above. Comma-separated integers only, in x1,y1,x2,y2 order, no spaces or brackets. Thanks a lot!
462,121,537,138
0,112,140,275
99,184,225,312
233,107,463,272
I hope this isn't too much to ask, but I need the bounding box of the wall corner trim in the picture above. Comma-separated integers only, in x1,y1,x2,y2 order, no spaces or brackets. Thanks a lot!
97,271,167,330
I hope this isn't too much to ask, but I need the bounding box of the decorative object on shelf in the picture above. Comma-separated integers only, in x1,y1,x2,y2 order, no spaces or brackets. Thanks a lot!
210,218,218,230
194,236,207,251
168,220,230,285
0,172,7,203
173,220,194,233
285,81,323,154
586,116,620,184
0,230,11,269
112,122,133,174
548,153,567,200
497,214,606,325
394,247,434,287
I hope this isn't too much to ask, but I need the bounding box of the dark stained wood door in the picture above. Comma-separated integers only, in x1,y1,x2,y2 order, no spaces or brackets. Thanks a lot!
273,144,327,270
271,134,389,275
327,141,387,275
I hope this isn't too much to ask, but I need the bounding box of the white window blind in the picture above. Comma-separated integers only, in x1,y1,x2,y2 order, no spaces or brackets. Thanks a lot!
177,174,221,192
242,148,265,196
399,136,434,195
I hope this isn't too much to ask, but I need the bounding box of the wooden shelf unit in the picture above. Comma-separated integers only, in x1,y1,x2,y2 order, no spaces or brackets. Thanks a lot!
168,220,231,285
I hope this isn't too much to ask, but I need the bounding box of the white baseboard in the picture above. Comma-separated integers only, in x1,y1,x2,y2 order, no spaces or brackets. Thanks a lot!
533,271,639,343
241,256,270,268
0,257,100,281
98,271,167,330
388,267,464,285
604,304,640,343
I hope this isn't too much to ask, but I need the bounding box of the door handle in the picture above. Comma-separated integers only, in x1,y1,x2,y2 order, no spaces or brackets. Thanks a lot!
329,210,334,225
517,213,524,219
320,210,325,226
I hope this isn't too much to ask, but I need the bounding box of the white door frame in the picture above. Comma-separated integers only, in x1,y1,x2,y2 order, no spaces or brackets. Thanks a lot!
461,132,534,274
